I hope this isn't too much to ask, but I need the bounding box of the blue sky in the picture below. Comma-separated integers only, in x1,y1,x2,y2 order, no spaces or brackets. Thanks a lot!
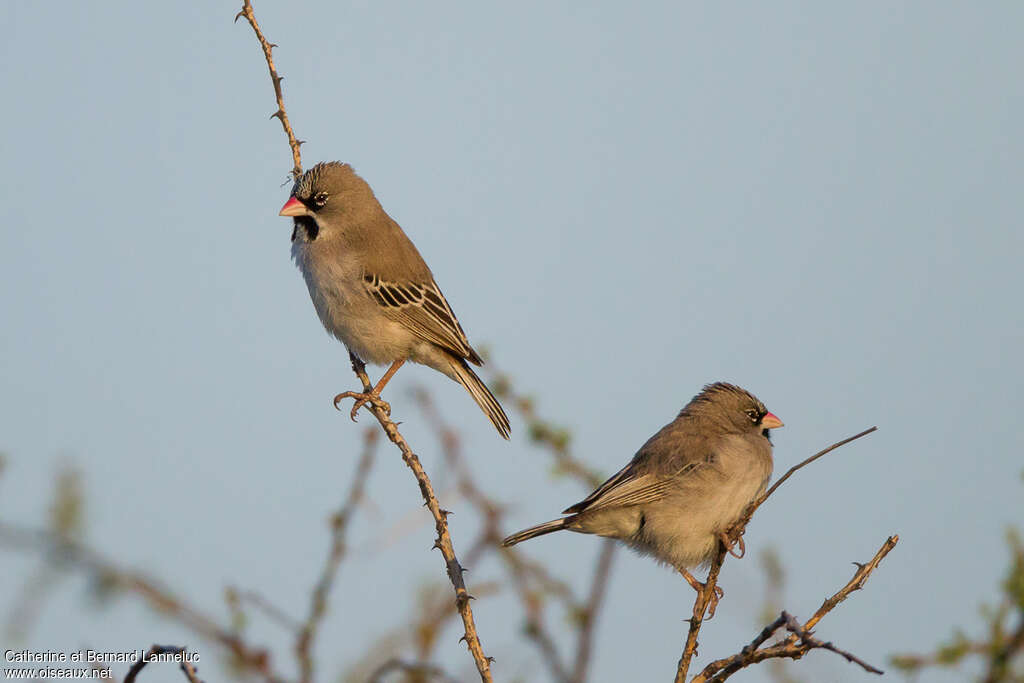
2,2,1022,682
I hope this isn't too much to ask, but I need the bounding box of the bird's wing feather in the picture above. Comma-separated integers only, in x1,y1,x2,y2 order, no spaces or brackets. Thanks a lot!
564,425,716,514
563,462,703,514
362,273,482,364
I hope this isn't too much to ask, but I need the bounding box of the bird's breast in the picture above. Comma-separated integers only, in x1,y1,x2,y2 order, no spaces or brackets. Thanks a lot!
290,240,413,364
292,241,362,330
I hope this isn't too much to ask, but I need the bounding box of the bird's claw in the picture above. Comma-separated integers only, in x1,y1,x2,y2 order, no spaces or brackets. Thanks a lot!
689,582,724,620
704,584,724,619
718,531,746,559
333,391,391,421
682,570,725,620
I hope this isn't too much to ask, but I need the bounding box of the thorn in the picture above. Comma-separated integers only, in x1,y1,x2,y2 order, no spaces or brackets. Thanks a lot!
270,110,284,121
268,42,278,48
459,635,467,644
852,561,865,569
486,657,496,664
432,539,443,551
297,140,307,146
234,9,246,23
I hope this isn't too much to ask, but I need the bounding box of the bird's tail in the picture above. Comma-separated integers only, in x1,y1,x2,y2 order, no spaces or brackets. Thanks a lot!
450,358,511,439
502,518,569,547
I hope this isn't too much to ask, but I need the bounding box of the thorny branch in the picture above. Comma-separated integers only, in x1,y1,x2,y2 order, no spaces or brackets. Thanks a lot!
345,356,494,682
674,426,880,682
691,536,898,682
235,0,303,178
236,1,494,677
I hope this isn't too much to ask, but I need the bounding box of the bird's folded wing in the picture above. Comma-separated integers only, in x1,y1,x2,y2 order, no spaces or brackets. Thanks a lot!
362,274,482,364
563,464,690,514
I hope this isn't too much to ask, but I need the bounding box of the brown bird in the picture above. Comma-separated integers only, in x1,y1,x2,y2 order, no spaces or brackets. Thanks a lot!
503,382,781,613
280,162,510,438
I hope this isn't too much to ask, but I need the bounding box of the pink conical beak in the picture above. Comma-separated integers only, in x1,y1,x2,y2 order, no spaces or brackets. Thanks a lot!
279,196,309,217
761,412,784,429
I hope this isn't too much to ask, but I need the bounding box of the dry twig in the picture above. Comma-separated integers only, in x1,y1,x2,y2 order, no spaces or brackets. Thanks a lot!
690,535,898,682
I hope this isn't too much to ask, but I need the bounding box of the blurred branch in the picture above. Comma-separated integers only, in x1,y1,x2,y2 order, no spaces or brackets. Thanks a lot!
0,522,284,683
297,430,377,683
345,357,493,682
756,548,803,683
570,539,616,683
415,386,619,683
691,535,898,682
123,645,202,683
227,587,302,635
891,527,1024,681
485,365,604,489
235,0,303,177
366,658,460,683
675,426,880,682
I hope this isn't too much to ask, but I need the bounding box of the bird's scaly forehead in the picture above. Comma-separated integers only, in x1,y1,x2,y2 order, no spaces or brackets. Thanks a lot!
291,161,351,200
685,382,767,416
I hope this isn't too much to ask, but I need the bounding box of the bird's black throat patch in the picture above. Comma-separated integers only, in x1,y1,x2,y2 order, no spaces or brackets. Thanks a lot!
291,216,319,242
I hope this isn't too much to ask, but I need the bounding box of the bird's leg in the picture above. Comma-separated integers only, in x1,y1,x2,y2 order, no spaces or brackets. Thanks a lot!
334,359,404,421
718,530,746,559
680,568,724,620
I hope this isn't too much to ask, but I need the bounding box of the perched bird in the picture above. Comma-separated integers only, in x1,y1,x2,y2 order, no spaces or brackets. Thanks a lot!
503,382,782,613
280,161,510,439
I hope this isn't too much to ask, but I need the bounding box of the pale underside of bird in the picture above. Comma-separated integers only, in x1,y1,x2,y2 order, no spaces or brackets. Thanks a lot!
503,382,782,614
280,161,510,438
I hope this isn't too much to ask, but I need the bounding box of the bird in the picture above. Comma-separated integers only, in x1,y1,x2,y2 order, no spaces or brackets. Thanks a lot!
279,161,510,439
502,382,782,614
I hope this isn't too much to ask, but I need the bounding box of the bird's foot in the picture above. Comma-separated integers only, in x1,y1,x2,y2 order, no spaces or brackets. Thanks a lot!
333,390,391,421
698,583,724,620
682,570,725,620
718,530,746,559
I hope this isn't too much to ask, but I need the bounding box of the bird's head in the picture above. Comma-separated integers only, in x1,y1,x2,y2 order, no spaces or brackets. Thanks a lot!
683,382,783,440
279,161,380,242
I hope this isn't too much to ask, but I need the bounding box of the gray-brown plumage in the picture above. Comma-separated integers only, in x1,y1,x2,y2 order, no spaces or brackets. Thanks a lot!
280,162,510,438
503,383,781,598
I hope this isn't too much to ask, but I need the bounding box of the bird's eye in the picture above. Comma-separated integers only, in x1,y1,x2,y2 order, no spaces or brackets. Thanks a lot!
745,409,761,423
312,192,329,208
